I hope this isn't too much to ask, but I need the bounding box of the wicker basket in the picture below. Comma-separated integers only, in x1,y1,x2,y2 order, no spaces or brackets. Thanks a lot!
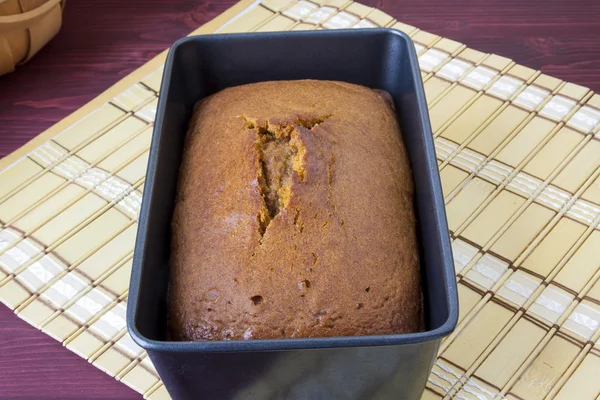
0,0,65,76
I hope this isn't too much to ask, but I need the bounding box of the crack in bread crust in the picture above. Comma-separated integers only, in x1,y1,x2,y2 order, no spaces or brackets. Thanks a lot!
252,117,329,237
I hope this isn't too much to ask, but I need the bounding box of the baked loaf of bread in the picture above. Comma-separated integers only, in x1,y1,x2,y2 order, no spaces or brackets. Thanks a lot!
168,80,422,341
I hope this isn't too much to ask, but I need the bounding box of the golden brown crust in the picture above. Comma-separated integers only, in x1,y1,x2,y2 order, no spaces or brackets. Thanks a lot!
168,80,421,341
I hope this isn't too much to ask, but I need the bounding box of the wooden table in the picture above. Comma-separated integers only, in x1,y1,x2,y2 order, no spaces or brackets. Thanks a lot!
0,0,599,398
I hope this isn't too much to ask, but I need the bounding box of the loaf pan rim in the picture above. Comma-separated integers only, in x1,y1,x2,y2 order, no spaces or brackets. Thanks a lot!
127,28,459,354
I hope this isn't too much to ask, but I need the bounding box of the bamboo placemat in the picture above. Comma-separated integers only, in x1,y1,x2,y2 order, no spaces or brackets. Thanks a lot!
1,0,600,399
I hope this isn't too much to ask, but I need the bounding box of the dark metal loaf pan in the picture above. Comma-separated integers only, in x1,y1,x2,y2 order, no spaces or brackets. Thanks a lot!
127,28,458,400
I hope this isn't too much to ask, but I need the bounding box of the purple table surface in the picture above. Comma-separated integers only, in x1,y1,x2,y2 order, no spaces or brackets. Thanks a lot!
1,0,599,398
